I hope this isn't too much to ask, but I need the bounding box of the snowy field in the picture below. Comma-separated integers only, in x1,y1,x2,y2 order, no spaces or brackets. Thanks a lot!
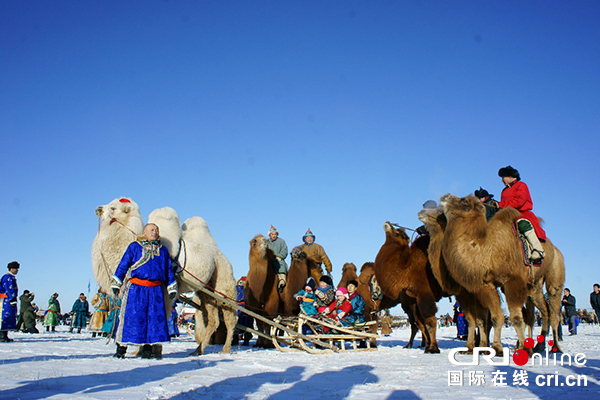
1,323,599,400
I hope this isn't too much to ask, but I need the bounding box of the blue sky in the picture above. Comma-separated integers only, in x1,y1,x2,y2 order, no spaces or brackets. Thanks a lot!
1,1,599,317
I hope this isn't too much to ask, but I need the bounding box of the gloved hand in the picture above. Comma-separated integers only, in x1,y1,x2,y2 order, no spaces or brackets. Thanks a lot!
416,225,428,236
9,297,17,308
111,276,122,297
167,282,178,301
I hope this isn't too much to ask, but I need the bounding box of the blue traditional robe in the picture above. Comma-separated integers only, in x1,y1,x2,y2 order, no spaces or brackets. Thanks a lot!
70,298,90,328
0,272,18,331
114,239,175,345
343,292,366,326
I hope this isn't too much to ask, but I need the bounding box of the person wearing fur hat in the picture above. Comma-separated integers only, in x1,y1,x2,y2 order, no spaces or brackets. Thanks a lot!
267,225,289,292
344,280,366,326
474,187,498,222
298,229,333,277
497,165,546,263
416,200,438,236
294,277,318,316
0,261,20,342
69,293,90,333
320,287,353,332
314,275,336,313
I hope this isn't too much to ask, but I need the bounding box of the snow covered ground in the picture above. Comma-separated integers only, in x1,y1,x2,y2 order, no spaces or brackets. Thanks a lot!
1,323,599,399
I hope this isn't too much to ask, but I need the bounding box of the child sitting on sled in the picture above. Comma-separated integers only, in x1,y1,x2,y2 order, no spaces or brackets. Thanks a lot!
319,287,353,333
294,277,318,316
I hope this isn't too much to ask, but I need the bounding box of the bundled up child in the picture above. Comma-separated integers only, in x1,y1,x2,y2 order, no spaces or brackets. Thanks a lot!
315,275,336,313
320,287,353,332
344,280,366,326
294,277,318,316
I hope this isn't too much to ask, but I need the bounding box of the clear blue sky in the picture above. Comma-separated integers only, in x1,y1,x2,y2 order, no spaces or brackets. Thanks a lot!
1,1,598,317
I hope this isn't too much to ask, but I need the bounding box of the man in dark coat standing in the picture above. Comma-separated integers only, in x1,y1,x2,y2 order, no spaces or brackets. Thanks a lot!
562,288,577,335
590,284,600,325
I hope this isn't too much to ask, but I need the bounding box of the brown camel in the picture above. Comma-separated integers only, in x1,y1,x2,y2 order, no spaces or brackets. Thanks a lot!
374,222,444,353
440,194,565,355
337,262,359,288
245,234,282,347
418,207,491,352
280,247,321,316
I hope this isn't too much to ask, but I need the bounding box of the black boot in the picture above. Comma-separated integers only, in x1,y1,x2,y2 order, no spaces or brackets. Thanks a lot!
0,331,13,342
77,328,81,334
141,344,154,359
51,326,56,332
92,332,97,338
232,333,240,346
46,326,50,332
113,344,127,358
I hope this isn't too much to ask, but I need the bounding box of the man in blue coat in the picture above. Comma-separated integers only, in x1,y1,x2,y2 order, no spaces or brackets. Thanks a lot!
0,261,20,342
111,223,177,358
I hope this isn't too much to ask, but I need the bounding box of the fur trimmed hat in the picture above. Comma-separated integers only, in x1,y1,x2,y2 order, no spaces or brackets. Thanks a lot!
422,200,437,209
268,225,278,234
319,275,333,287
346,279,358,288
305,277,316,291
7,261,19,270
498,165,520,180
237,276,246,286
474,187,493,199
302,228,315,243
336,287,349,299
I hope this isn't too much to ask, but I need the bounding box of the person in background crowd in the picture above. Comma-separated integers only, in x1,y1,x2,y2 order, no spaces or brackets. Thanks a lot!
233,276,253,346
89,288,110,338
44,292,61,332
590,283,600,326
70,293,90,333
267,225,289,292
0,261,20,342
562,288,577,335
19,290,38,334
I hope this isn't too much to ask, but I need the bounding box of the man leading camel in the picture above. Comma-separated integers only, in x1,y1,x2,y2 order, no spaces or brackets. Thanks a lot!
111,223,177,358
497,165,546,264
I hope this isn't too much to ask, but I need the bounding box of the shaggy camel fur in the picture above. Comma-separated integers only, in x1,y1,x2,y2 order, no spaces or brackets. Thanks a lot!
280,247,321,316
148,208,237,356
246,234,282,348
440,194,565,355
374,222,443,353
337,262,359,288
418,207,490,352
92,198,143,296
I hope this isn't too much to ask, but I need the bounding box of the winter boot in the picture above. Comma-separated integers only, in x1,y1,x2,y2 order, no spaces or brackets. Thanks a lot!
0,331,13,342
46,326,50,332
92,332,97,338
232,333,240,346
51,326,56,332
523,229,545,263
77,328,81,334
277,273,287,292
113,344,127,358
141,344,154,359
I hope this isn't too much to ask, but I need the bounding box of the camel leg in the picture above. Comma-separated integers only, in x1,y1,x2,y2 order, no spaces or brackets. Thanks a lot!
417,294,439,354
475,306,490,348
220,306,238,353
462,308,477,353
529,286,551,352
403,302,419,349
476,284,505,356
545,283,563,353
504,279,529,354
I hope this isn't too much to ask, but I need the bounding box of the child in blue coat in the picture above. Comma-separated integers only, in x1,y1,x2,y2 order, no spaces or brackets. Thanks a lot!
294,278,318,316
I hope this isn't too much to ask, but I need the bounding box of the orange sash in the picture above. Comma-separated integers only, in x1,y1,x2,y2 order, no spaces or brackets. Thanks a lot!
0,293,7,299
129,277,162,287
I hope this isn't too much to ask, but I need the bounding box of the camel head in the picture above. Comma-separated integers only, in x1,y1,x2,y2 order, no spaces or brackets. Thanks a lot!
249,234,269,256
96,197,141,224
440,194,485,219
383,221,410,245
341,262,357,275
417,207,447,234
290,246,307,260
